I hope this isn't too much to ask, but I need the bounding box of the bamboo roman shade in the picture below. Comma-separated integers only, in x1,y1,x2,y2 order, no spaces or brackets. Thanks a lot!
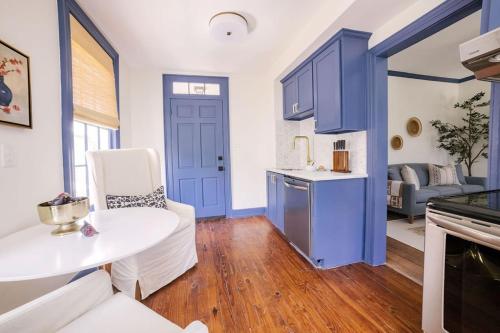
70,15,119,129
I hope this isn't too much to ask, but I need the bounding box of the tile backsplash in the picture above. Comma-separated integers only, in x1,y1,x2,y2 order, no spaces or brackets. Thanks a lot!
275,117,367,174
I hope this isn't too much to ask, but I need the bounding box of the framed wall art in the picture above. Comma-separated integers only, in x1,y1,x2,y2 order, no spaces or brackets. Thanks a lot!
0,40,32,128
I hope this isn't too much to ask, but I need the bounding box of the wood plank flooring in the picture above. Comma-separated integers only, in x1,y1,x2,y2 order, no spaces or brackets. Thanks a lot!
386,237,424,285
143,216,422,332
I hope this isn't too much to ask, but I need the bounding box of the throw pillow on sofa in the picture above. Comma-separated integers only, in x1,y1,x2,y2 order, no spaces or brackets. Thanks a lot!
106,186,168,209
428,164,460,186
401,165,420,190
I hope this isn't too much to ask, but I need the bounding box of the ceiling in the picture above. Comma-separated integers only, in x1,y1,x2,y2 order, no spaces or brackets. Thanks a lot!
78,0,341,73
389,10,481,79
78,0,417,74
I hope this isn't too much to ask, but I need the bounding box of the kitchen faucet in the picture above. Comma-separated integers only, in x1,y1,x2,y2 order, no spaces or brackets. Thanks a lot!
293,136,313,166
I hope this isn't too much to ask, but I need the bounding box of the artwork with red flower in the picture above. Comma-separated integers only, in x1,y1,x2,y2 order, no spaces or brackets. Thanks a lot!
0,39,31,128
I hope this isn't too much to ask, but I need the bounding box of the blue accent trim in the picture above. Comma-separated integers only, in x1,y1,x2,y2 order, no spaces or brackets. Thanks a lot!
280,29,372,83
58,0,120,195
163,74,232,217
370,0,481,58
483,0,500,189
388,70,475,83
227,207,266,218
365,0,484,266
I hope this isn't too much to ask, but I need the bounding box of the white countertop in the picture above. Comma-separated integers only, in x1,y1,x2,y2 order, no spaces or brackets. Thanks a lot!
268,168,368,181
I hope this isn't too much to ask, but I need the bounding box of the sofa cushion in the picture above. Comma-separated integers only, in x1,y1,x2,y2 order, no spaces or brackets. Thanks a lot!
428,164,460,186
401,165,421,190
106,186,168,210
460,184,485,194
58,293,184,333
430,185,463,196
388,166,402,181
455,165,466,184
416,187,441,203
412,165,429,186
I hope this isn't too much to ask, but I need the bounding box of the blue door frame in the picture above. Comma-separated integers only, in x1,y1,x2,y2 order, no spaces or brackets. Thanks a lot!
364,0,500,265
163,74,232,217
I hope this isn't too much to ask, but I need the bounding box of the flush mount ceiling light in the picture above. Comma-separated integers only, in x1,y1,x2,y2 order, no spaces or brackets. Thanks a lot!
209,12,248,42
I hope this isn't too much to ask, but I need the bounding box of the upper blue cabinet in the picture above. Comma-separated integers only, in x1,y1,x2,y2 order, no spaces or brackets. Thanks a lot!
281,29,371,133
283,62,314,120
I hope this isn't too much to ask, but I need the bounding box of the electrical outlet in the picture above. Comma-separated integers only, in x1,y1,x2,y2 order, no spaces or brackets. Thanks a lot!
0,144,17,168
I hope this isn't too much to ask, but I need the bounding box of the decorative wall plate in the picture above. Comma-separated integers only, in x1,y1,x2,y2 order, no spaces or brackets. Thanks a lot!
390,135,403,150
406,117,422,137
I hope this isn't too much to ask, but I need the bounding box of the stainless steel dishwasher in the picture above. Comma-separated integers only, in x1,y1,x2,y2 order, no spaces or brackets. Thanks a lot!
283,177,311,258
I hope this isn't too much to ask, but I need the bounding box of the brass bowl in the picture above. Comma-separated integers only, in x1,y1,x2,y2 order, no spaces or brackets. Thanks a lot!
37,198,89,236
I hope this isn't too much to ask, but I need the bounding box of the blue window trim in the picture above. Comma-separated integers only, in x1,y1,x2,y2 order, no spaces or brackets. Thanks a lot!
364,0,497,265
57,0,120,195
163,74,233,216
387,70,475,84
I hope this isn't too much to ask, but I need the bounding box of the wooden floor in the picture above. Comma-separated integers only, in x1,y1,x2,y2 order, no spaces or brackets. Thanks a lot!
143,216,422,332
386,237,424,285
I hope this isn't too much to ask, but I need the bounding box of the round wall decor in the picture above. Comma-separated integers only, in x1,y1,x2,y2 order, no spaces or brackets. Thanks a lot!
390,135,403,150
406,117,422,137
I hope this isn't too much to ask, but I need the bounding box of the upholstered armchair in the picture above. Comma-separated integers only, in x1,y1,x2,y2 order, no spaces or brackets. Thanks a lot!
0,270,208,333
86,148,198,299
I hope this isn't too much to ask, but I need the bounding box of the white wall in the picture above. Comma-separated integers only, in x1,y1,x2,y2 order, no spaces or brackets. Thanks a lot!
388,76,491,177
125,67,276,210
0,0,131,314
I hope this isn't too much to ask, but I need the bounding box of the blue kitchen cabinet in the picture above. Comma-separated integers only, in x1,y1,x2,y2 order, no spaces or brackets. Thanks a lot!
282,62,314,120
281,29,371,133
266,172,284,232
310,178,365,268
282,78,297,119
313,30,370,133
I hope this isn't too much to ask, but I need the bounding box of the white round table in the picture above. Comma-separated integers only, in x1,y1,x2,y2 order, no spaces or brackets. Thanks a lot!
0,207,179,282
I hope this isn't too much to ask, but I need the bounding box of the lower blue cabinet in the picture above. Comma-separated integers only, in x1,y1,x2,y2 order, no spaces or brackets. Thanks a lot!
266,172,284,232
267,172,366,268
310,178,365,268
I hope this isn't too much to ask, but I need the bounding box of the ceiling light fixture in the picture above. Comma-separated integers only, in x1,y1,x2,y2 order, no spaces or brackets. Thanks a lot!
209,12,248,42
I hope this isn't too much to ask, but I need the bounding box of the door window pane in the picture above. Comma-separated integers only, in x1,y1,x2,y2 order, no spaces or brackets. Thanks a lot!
189,83,205,95
204,83,220,95
172,82,189,94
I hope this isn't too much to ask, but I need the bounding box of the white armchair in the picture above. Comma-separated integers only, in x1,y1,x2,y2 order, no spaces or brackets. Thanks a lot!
0,270,208,333
86,148,198,299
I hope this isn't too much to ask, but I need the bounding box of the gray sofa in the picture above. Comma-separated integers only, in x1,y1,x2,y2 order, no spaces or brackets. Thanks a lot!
388,163,487,221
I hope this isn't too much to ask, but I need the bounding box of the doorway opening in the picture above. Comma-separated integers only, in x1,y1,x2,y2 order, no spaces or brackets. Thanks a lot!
384,9,490,284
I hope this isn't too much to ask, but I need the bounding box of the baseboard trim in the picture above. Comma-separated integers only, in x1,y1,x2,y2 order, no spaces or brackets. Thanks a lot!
227,207,266,218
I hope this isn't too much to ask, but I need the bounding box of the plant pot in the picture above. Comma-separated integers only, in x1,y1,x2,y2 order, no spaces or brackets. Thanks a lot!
0,76,13,107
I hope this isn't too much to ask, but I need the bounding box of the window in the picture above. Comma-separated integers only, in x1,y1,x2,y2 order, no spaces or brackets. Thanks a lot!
58,0,120,197
73,121,111,197
172,81,220,96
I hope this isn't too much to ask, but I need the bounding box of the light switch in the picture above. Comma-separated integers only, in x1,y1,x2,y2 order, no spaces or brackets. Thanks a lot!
0,144,17,168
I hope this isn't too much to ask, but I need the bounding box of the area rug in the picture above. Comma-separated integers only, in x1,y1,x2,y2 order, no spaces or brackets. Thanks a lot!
387,218,425,252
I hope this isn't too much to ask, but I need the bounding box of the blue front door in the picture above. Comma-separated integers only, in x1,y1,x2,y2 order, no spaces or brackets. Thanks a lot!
170,98,226,217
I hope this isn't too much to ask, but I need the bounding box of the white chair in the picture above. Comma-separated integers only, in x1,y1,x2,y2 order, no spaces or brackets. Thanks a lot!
86,148,198,299
0,270,208,333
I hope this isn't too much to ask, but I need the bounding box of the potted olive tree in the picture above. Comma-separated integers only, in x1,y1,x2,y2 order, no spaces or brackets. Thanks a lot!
430,92,490,176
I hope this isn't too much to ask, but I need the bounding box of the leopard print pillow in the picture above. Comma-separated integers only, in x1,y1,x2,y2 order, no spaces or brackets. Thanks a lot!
106,186,168,210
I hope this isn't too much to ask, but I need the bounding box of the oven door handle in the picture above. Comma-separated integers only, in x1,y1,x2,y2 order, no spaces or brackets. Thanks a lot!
427,213,500,248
